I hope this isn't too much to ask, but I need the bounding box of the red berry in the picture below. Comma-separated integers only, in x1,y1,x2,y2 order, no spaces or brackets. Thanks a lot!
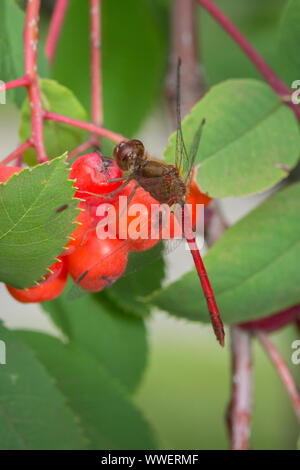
239,305,300,333
6,258,68,303
67,234,128,292
0,166,22,183
69,153,123,205
110,181,161,252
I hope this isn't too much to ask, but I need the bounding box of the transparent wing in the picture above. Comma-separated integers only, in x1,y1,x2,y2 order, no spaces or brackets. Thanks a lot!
173,57,206,188
182,118,206,193
175,57,189,175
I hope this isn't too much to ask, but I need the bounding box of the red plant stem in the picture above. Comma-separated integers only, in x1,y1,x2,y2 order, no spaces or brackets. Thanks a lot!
24,0,48,163
256,331,300,423
45,0,70,64
0,76,31,92
196,0,300,122
166,0,205,120
0,139,33,167
68,139,94,160
226,326,252,450
182,207,225,346
90,0,103,146
44,111,126,144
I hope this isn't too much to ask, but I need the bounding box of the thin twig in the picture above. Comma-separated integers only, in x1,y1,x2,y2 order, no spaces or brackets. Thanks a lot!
90,0,103,146
24,0,48,163
68,138,94,160
256,331,300,423
44,110,126,144
226,326,253,450
0,139,33,167
196,0,300,122
45,0,70,64
166,0,205,121
0,76,31,92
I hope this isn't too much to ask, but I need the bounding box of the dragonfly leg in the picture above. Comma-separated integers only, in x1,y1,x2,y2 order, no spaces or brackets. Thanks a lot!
115,182,139,221
78,177,133,200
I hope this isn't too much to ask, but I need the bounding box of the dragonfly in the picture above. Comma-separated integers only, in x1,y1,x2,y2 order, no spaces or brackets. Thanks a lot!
47,59,225,346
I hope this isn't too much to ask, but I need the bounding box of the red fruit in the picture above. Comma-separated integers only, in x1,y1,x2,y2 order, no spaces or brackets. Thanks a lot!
239,305,300,333
109,181,161,252
67,234,128,292
69,153,123,205
6,258,68,303
0,166,22,183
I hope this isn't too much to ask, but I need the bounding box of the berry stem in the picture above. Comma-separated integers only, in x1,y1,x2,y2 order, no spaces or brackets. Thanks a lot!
226,326,253,450
43,110,126,144
90,0,103,146
256,331,300,423
68,138,95,160
196,0,300,122
0,139,33,167
24,0,48,163
45,0,70,64
0,76,31,92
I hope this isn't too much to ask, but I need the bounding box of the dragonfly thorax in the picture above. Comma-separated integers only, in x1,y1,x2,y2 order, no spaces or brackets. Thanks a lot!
135,161,186,206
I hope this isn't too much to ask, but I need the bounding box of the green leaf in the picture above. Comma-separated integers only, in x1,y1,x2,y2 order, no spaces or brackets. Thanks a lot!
0,323,87,449
42,288,147,392
200,0,292,86
106,244,165,317
17,331,157,450
0,0,48,107
52,0,167,137
279,0,300,75
164,79,300,198
149,183,300,325
0,155,78,288
20,79,87,165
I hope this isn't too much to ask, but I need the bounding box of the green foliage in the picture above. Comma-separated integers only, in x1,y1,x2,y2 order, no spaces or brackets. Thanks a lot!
106,244,165,317
0,155,78,288
52,0,167,138
18,331,157,450
164,79,300,198
0,322,87,449
42,287,148,393
0,0,48,107
200,0,291,86
19,79,87,165
279,0,300,77
149,183,300,324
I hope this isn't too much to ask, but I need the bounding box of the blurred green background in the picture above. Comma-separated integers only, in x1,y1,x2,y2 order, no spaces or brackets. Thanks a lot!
135,320,299,449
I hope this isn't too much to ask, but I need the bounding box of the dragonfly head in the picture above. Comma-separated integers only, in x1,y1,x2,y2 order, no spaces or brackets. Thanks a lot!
113,139,145,171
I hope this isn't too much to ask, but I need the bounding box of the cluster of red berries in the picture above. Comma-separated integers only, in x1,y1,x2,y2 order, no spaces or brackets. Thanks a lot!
1,153,211,303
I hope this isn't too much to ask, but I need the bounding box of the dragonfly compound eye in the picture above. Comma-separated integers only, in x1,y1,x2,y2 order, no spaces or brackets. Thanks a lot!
113,139,145,171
